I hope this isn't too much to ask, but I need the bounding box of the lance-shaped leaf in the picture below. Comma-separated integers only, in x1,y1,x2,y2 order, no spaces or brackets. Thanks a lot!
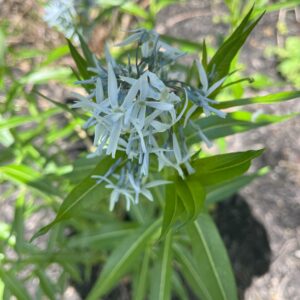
150,230,173,300
174,244,213,300
187,214,238,300
67,39,92,81
161,178,205,238
19,67,72,85
86,220,161,300
214,90,300,110
132,248,151,300
186,110,296,144
208,6,264,82
160,183,178,238
191,149,263,186
206,168,268,205
0,108,60,130
0,268,31,300
65,156,100,183
0,165,61,197
31,156,120,240
172,272,189,300
176,178,205,222
78,33,94,66
68,222,137,250
34,269,57,300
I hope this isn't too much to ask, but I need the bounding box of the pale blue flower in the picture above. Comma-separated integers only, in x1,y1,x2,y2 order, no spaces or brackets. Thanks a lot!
156,133,194,178
73,29,229,211
184,60,226,126
116,29,184,60
94,163,170,209
44,0,77,39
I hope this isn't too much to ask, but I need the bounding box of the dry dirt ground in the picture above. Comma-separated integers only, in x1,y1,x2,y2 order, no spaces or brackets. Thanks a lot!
1,0,300,299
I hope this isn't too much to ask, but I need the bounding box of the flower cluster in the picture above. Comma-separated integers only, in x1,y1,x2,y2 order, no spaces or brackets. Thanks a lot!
44,0,78,39
43,0,95,40
73,29,227,210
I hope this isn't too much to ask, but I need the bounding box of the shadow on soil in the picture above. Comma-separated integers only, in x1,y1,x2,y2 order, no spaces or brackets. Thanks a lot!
214,194,272,299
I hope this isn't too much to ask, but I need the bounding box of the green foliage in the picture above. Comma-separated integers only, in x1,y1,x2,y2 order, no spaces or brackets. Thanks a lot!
1,2,300,300
273,37,300,88
187,215,237,300
86,220,161,300
208,5,265,83
0,268,31,300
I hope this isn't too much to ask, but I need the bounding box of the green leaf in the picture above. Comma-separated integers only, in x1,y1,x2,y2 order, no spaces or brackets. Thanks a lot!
191,149,263,186
86,220,161,300
58,261,82,283
257,0,300,13
0,278,4,300
34,269,57,300
0,108,60,130
12,194,25,252
31,156,119,240
41,45,69,66
68,223,137,249
67,39,91,80
19,67,72,85
34,90,81,118
206,172,260,205
78,33,94,66
161,35,203,53
133,248,151,300
172,272,189,300
215,90,300,110
0,147,14,165
208,6,264,82
0,164,61,197
176,178,205,221
187,214,238,300
66,156,101,183
186,179,206,219
186,110,295,143
161,177,205,238
186,60,200,86
0,28,6,68
122,2,149,18
150,230,173,300
202,39,208,68
174,244,212,300
0,268,31,300
161,183,178,238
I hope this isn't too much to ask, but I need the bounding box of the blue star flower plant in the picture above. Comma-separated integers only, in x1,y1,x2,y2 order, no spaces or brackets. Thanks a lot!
72,29,227,210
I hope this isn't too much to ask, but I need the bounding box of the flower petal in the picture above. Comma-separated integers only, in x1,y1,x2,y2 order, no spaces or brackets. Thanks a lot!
96,78,104,104
115,32,142,47
106,121,122,157
122,79,140,106
173,133,182,163
109,189,120,211
108,63,118,108
206,76,226,96
146,101,173,111
145,180,172,188
184,104,198,127
147,71,165,91
140,188,153,202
